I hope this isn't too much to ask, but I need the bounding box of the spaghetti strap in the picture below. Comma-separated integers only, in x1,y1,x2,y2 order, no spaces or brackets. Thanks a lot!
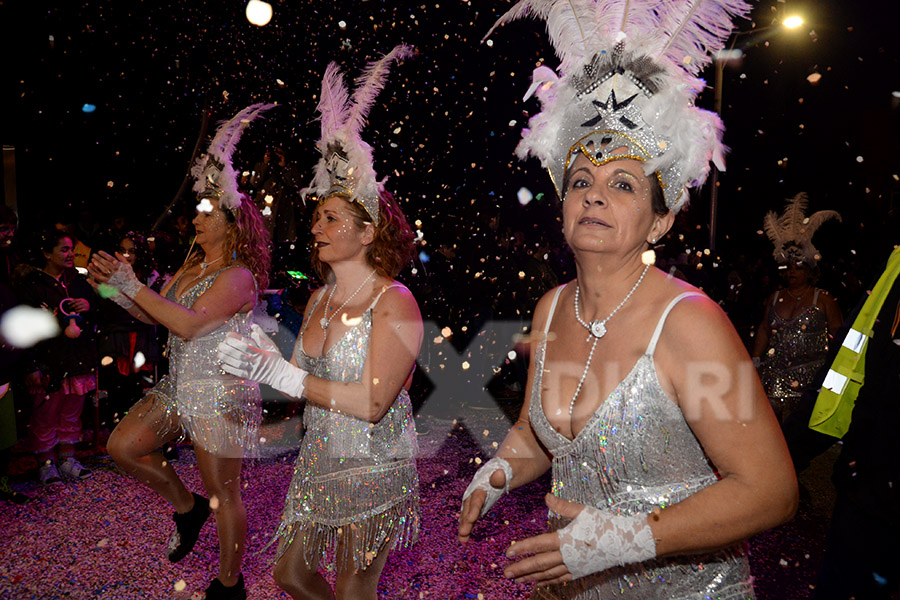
813,288,820,304
300,287,328,337
543,284,567,336
772,290,780,309
369,283,404,310
645,291,705,356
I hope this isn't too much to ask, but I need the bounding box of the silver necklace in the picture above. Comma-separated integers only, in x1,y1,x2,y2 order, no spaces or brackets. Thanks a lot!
198,256,223,277
574,263,650,340
568,263,650,415
320,269,377,331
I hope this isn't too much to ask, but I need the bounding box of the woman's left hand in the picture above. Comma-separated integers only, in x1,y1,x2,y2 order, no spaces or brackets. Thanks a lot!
87,250,118,284
503,493,584,586
89,251,143,297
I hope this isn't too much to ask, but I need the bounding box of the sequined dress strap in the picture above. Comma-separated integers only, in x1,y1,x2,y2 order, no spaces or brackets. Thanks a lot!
542,284,567,336
644,291,705,356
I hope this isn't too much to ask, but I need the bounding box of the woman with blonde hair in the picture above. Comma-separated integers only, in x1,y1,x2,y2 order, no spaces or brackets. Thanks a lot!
89,104,273,600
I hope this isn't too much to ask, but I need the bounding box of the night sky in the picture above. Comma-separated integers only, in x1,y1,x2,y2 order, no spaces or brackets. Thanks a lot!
3,0,900,325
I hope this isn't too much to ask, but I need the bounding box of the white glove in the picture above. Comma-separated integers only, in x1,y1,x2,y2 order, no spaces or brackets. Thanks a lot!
557,506,656,579
217,332,308,398
249,323,279,353
107,260,145,299
109,289,135,309
461,457,514,517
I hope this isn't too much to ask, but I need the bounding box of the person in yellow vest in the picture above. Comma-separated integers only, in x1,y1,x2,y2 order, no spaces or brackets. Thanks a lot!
783,245,900,599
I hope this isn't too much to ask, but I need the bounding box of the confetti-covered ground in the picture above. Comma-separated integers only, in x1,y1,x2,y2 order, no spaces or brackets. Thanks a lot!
0,409,838,600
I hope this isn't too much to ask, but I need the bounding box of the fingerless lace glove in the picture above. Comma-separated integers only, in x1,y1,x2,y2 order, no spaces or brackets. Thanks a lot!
557,506,657,579
461,457,514,517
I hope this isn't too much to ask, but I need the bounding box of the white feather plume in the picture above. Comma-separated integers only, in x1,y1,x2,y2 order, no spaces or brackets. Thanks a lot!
656,0,753,75
348,44,415,138
191,102,276,210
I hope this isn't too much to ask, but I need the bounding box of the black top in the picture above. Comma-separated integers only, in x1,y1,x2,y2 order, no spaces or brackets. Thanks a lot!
14,267,98,390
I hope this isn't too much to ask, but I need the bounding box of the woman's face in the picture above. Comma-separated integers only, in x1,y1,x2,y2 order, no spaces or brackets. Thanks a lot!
561,153,667,256
784,262,812,286
44,237,75,271
117,237,137,265
311,196,373,266
192,198,230,249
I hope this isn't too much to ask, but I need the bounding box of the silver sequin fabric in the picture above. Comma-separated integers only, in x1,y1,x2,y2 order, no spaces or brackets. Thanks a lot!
530,290,754,600
137,266,262,457
273,290,419,572
758,291,829,421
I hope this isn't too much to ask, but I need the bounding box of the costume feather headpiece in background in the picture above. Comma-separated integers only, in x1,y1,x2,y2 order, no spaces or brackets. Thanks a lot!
763,193,841,266
486,0,752,212
304,45,415,225
191,103,276,211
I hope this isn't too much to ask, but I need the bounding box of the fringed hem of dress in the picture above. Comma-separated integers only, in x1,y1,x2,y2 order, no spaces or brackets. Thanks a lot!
272,492,420,572
530,564,755,600
126,379,262,458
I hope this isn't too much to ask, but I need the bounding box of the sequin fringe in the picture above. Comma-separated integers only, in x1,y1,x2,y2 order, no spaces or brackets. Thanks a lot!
531,578,755,600
273,491,419,572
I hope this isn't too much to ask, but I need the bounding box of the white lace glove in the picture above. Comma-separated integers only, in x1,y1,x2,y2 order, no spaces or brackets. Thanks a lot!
557,506,657,579
108,289,135,309
461,457,514,517
217,332,308,398
107,260,145,299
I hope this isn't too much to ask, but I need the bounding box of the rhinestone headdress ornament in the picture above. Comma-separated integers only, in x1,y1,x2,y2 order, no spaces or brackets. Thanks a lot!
486,0,753,212
191,103,276,210
304,45,415,226
763,193,841,267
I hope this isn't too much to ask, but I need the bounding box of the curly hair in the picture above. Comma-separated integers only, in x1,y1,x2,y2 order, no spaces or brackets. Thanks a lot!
310,190,415,281
184,195,271,293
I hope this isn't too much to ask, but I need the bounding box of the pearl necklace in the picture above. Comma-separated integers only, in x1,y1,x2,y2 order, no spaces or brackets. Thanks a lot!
198,256,223,277
320,269,377,331
568,263,650,415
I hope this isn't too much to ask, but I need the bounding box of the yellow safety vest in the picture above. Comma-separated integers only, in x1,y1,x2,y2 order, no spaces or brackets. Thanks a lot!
809,246,900,438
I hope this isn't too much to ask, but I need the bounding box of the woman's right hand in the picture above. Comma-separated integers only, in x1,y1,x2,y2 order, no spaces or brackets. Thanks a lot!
458,458,512,544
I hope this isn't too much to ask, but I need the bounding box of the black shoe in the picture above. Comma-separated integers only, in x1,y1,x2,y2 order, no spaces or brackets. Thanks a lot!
204,574,246,600
166,493,211,562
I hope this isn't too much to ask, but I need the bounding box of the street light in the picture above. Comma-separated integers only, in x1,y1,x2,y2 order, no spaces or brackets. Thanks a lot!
707,16,804,252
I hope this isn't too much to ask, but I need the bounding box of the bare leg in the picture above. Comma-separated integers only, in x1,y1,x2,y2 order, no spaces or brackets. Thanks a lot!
273,533,335,600
333,539,391,600
107,395,193,513
194,445,246,587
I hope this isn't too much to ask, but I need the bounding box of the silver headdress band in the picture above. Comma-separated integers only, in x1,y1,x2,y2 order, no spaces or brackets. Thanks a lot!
303,45,415,225
486,0,752,213
763,193,841,267
191,103,276,211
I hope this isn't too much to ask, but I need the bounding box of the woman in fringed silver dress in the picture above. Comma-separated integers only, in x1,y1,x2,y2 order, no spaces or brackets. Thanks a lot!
458,2,798,599
216,47,421,600
89,104,274,600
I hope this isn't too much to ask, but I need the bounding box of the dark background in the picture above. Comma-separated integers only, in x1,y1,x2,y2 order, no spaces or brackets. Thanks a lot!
2,0,899,334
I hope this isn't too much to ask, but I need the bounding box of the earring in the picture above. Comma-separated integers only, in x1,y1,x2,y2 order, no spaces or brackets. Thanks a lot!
650,237,656,244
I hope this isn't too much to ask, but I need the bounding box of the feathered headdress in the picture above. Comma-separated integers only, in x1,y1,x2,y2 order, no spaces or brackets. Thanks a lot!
303,45,415,225
763,193,841,266
191,103,276,210
486,0,753,212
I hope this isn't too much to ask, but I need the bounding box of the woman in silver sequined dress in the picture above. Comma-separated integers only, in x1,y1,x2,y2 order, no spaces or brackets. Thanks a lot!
89,193,270,599
752,262,842,422
458,2,798,598
219,190,422,599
